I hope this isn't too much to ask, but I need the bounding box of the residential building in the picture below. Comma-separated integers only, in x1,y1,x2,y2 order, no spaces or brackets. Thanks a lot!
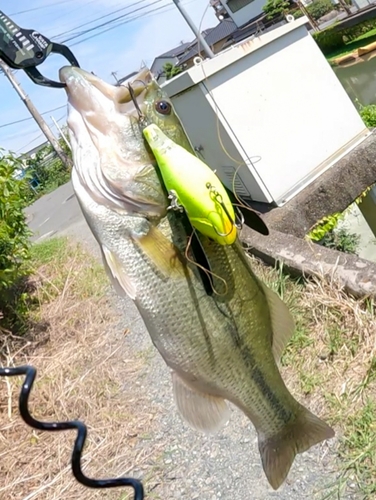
215,0,268,27
149,42,194,83
116,70,140,86
210,0,230,20
178,19,237,69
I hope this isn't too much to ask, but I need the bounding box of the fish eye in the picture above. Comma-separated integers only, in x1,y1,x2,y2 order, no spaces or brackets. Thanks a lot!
155,100,172,115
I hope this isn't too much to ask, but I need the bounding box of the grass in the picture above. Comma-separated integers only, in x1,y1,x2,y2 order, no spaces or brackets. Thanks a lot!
327,30,376,61
0,237,375,499
254,259,376,498
0,237,161,500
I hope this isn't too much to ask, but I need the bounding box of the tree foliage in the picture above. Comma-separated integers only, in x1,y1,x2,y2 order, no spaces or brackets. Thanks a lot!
163,62,182,80
263,0,291,20
0,149,32,332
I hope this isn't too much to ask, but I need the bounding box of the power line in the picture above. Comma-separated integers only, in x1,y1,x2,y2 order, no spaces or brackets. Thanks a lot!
53,0,150,40
16,115,66,154
68,0,197,48
61,0,165,43
9,1,77,17
0,105,66,129
68,2,171,47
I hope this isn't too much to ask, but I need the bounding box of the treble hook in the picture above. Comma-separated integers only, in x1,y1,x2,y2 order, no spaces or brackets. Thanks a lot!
206,183,244,238
127,83,149,129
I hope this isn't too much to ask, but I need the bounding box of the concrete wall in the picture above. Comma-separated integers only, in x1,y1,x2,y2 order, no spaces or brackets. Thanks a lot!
242,226,376,300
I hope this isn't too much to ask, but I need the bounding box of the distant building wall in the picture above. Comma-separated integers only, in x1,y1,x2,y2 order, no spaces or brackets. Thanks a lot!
180,40,228,69
219,0,266,26
150,56,179,78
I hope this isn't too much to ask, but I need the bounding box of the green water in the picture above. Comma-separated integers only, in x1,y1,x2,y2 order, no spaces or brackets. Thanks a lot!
333,55,376,106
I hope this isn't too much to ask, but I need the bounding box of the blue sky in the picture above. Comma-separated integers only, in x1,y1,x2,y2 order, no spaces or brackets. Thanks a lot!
0,0,217,154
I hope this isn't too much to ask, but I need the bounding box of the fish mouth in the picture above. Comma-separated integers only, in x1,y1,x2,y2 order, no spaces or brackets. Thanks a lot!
59,66,152,117
59,66,167,216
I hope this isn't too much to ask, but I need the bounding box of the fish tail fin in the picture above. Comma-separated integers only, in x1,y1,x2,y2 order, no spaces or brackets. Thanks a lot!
258,406,334,490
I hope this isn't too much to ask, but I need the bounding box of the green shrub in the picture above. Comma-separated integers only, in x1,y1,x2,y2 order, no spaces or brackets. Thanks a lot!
359,104,376,128
312,28,345,55
308,213,343,241
263,0,290,20
292,8,304,19
307,0,334,21
25,137,71,204
319,228,360,254
0,149,32,332
341,19,376,42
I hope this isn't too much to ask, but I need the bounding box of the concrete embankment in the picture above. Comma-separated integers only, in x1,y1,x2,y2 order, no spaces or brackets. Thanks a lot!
242,226,376,299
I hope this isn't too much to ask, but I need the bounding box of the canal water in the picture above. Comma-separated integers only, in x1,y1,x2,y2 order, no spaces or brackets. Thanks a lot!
333,55,376,106
332,58,376,262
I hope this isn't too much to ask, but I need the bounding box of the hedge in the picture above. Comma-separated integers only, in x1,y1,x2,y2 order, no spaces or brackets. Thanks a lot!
313,18,376,55
0,150,32,332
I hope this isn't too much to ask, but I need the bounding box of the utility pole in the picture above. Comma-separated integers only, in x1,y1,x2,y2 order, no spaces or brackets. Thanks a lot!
0,59,72,168
338,0,352,15
111,71,119,83
296,0,320,31
172,0,215,59
51,115,71,151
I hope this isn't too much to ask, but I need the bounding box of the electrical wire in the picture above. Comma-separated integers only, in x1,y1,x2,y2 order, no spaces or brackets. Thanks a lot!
0,105,66,129
9,1,78,17
67,0,198,49
53,0,151,40
68,2,175,47
61,0,166,44
15,114,66,153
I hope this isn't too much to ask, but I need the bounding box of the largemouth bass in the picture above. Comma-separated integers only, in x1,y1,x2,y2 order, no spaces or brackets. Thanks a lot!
60,66,334,490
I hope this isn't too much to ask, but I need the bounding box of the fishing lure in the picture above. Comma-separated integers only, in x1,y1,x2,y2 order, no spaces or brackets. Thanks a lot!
143,123,239,246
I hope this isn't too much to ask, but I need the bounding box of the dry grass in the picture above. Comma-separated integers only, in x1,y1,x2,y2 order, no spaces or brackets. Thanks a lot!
0,238,375,499
0,238,162,500
254,258,376,498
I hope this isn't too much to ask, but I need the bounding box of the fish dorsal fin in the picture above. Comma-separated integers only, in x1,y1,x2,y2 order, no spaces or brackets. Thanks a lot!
260,282,295,362
132,226,187,279
101,245,136,300
172,371,230,434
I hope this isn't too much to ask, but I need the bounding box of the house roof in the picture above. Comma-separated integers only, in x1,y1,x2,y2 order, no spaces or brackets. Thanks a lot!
116,70,139,86
178,19,237,65
157,41,193,59
223,13,266,46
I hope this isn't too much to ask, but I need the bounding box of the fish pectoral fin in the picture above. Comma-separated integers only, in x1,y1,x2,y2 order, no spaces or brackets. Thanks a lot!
101,245,136,300
260,282,295,362
132,226,187,279
172,371,230,434
258,406,335,490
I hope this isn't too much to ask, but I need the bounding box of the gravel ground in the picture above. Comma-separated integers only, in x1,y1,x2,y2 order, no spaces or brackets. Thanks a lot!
109,293,352,500
27,184,359,500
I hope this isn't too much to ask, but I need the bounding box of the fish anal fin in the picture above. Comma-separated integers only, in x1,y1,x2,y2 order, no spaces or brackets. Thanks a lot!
172,371,230,434
133,226,186,279
258,406,335,490
102,245,136,300
260,282,295,362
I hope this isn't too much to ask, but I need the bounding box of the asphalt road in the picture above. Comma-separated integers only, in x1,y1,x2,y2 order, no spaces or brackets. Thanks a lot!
25,182,355,500
26,181,99,252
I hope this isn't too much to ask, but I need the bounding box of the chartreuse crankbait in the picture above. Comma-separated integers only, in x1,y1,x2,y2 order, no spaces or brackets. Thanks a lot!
143,123,238,246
